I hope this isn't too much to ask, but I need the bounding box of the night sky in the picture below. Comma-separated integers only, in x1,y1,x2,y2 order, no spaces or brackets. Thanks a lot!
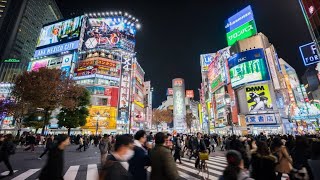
56,0,311,107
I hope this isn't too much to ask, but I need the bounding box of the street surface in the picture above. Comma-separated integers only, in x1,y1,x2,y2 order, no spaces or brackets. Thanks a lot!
0,145,288,180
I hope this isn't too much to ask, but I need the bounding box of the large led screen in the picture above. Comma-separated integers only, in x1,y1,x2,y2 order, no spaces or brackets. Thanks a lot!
84,17,136,52
228,49,270,88
36,16,84,48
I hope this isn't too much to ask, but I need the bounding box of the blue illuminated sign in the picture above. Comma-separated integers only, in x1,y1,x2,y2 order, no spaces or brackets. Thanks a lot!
34,40,79,58
299,42,320,66
225,5,255,33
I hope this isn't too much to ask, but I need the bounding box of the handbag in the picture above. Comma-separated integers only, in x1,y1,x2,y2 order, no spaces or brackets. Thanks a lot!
199,152,209,160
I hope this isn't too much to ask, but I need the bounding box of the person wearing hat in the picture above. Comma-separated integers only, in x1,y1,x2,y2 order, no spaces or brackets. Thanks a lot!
219,150,253,180
39,134,70,180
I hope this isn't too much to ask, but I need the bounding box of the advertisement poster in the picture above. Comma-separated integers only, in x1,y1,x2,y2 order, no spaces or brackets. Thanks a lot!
29,59,49,71
228,49,270,88
82,106,117,130
118,56,132,122
37,16,84,48
75,58,120,77
246,84,273,113
84,18,136,52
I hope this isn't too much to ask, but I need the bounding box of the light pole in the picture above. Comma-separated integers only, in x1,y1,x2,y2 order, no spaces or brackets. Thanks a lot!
224,93,234,135
95,112,100,136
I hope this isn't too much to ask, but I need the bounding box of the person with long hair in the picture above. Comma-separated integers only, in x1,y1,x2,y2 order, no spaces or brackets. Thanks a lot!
219,150,253,180
251,141,277,180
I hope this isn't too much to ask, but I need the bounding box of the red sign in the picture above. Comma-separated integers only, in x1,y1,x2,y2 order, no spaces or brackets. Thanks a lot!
173,79,183,86
167,88,173,96
186,90,194,98
104,87,119,107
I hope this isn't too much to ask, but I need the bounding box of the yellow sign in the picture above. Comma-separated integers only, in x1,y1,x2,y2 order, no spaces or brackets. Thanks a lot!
198,104,203,126
246,84,273,113
134,100,144,108
82,106,117,130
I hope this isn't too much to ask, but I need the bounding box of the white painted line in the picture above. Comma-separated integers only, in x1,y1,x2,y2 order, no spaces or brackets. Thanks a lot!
64,165,79,180
147,165,200,180
0,170,18,176
86,164,98,180
178,160,223,176
12,169,40,180
181,157,227,168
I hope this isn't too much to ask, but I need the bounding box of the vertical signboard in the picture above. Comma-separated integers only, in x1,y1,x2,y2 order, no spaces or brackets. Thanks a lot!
118,56,133,123
265,47,281,90
173,78,186,132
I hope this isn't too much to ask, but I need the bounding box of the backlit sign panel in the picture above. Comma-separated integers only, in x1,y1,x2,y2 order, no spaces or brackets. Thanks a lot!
186,90,194,98
34,40,79,58
299,42,320,66
200,53,215,72
225,5,255,33
228,49,270,88
226,20,257,46
173,78,186,132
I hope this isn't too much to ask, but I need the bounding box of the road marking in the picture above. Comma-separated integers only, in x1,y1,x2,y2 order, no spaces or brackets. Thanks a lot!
86,164,98,180
178,160,223,176
12,169,40,180
64,165,80,180
181,158,226,170
0,170,18,176
147,165,200,180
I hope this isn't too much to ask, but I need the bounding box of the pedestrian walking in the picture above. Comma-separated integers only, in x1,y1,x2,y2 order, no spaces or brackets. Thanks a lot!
0,134,16,176
38,134,70,180
219,150,253,180
38,135,54,160
76,136,84,152
150,132,179,180
173,134,182,164
99,134,111,165
194,132,206,168
128,130,151,180
209,136,216,153
99,134,134,180
24,134,36,152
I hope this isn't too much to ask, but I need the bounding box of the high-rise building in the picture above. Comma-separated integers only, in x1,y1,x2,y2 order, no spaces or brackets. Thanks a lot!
0,0,62,82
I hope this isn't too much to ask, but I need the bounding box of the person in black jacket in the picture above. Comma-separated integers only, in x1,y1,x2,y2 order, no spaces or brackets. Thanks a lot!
38,135,54,160
128,130,151,180
0,134,15,176
194,132,206,168
39,134,70,180
100,134,134,180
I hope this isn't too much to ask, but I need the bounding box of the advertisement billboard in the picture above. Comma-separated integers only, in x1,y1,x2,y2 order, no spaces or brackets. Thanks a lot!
173,78,186,131
200,53,215,72
84,18,136,52
34,40,80,58
265,46,281,90
186,90,194,98
36,16,84,48
75,58,121,77
228,49,270,88
226,20,257,46
118,56,133,122
82,106,117,129
28,59,49,71
299,42,320,66
246,84,273,113
225,5,255,33
207,47,230,88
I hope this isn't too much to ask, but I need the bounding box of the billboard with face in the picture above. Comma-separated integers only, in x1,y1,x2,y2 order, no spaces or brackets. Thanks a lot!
36,16,84,48
84,17,136,52
228,49,270,88
246,84,273,113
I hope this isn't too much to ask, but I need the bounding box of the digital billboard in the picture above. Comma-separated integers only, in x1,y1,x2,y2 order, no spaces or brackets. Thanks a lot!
228,49,270,88
299,42,320,66
226,20,257,46
225,5,255,33
36,16,84,48
82,106,117,130
84,17,136,52
246,84,273,113
75,58,121,77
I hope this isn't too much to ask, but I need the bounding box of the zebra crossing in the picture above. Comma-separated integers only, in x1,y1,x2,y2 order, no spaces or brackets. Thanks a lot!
0,155,288,180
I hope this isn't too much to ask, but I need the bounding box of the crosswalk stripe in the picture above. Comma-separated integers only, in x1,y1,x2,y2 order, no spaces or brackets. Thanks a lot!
12,169,40,180
0,170,18,176
86,164,98,180
209,158,227,164
147,165,200,180
211,157,227,161
181,157,227,168
64,165,80,180
179,160,223,176
181,158,226,170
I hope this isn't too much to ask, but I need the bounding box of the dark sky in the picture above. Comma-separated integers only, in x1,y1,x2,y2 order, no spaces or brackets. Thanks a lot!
56,0,311,107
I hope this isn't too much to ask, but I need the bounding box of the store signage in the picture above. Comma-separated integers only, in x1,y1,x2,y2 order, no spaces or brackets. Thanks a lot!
118,56,133,122
246,84,273,113
34,40,79,58
73,74,120,81
226,20,257,46
186,90,194,98
225,5,255,33
173,79,183,86
3,59,20,63
167,88,173,96
61,54,73,67
173,78,186,131
299,42,320,66
211,75,223,93
200,53,214,72
246,114,277,125
228,49,270,88
265,47,281,90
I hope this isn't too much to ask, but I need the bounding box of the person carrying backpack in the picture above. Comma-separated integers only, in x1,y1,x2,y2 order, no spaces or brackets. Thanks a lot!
0,134,16,176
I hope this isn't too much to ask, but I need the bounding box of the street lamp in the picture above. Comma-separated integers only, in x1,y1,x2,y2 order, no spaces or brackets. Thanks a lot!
224,93,234,135
95,112,100,136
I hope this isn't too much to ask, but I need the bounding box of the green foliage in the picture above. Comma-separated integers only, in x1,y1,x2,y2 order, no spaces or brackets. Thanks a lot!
57,88,90,133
